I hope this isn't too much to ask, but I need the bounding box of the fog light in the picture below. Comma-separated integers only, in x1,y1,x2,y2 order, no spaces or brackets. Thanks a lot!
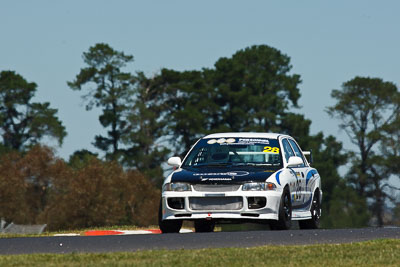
247,197,267,209
167,197,185,209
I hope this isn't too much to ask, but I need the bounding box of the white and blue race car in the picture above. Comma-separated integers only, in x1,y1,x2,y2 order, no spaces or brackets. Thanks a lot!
159,133,322,233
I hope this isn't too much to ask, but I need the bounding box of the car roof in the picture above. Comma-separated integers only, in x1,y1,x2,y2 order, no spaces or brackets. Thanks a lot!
203,132,289,139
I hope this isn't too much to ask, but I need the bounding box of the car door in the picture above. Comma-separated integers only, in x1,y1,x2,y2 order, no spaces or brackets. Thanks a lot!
287,139,310,209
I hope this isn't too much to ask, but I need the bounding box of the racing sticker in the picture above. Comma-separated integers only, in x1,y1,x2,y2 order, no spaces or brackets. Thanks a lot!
193,171,249,177
207,138,236,144
237,138,270,145
201,177,233,182
207,139,217,144
217,138,226,144
206,138,271,145
262,146,280,154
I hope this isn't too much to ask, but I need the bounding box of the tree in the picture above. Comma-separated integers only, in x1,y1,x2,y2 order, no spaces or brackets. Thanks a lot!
122,72,171,184
68,43,135,161
393,201,400,226
0,144,160,229
0,145,66,224
0,71,66,152
68,149,99,169
41,158,159,230
154,45,302,155
327,76,400,226
0,151,29,223
328,180,370,228
306,133,369,227
153,68,217,155
211,45,301,133
380,113,400,176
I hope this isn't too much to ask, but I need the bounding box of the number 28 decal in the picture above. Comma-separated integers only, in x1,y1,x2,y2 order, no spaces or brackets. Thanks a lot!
263,146,280,153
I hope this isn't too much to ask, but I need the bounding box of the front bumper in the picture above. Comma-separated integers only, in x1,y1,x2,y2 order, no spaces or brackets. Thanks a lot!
161,189,281,221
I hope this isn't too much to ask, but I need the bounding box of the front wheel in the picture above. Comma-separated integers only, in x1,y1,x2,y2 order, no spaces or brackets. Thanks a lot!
299,190,321,229
158,199,182,233
270,186,292,230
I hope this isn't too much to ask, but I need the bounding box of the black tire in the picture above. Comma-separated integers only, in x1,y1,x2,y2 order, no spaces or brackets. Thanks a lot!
158,199,182,233
194,220,215,232
299,190,321,229
270,186,292,230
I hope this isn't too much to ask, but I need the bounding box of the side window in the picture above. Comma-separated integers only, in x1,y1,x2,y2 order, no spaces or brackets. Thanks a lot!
288,139,306,167
281,139,295,163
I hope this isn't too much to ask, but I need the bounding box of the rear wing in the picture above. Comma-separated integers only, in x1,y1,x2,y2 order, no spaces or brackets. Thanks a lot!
303,149,313,164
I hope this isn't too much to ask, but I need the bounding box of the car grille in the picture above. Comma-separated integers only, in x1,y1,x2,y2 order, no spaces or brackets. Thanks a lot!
192,184,241,192
189,196,243,210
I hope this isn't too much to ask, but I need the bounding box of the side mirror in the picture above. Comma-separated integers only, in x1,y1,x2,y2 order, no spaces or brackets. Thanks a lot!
167,157,182,168
287,156,303,168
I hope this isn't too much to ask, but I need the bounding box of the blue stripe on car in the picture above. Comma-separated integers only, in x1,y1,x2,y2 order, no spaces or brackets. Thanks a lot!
275,170,283,185
306,169,318,186
292,194,313,210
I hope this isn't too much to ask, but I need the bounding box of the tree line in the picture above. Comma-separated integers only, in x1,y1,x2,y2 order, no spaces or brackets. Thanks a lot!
0,43,399,230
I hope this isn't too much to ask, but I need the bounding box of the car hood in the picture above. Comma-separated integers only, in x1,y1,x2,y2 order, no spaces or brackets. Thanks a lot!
170,166,279,184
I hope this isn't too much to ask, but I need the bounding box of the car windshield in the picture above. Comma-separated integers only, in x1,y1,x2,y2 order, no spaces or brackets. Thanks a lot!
182,137,282,168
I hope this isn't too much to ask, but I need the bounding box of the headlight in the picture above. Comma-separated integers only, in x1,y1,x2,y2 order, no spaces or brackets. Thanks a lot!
163,182,192,192
242,182,276,191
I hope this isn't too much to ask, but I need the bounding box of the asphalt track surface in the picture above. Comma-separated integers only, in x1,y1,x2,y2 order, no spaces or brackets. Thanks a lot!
1,227,399,255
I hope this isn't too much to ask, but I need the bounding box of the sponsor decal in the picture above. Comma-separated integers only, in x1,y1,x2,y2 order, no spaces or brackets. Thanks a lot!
238,138,270,144
200,177,233,182
207,139,217,144
217,138,226,143
206,138,271,145
207,138,236,144
193,171,249,177
194,171,249,182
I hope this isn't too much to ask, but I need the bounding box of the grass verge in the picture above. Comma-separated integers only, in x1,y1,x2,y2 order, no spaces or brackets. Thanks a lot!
0,239,399,266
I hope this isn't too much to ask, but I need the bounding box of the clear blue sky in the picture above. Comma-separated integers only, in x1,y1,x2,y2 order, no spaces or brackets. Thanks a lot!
1,0,399,160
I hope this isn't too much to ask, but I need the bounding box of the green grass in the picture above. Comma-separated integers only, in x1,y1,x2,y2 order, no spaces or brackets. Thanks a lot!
0,239,399,266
